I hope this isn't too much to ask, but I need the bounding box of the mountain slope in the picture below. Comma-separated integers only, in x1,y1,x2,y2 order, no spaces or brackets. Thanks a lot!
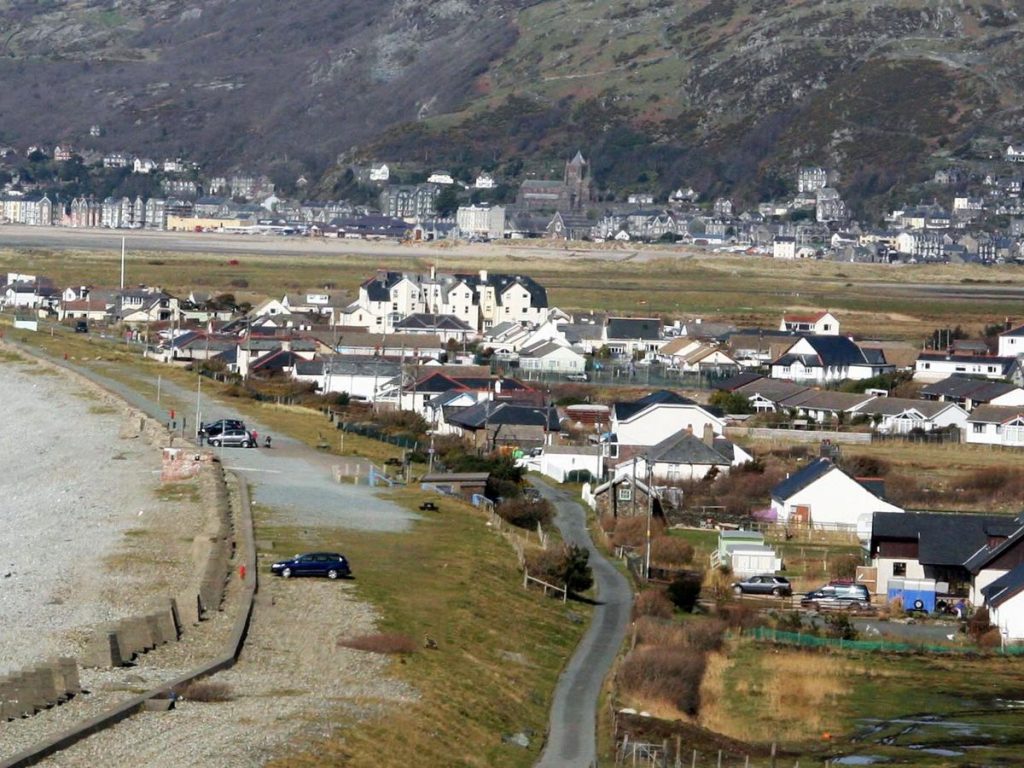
0,0,525,172
2,1,1023,208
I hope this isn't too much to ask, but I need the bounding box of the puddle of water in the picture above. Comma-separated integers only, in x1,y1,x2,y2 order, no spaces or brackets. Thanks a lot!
907,745,965,756
833,757,887,766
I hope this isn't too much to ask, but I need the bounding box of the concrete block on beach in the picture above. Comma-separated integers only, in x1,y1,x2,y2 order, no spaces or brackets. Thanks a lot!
83,627,126,668
31,663,61,706
57,657,81,696
145,612,168,646
176,591,201,626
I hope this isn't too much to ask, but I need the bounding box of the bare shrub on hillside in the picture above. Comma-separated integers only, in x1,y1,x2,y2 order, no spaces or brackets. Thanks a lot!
842,455,892,478
611,516,665,549
683,620,727,652
634,588,675,619
337,633,418,655
496,497,554,529
649,536,694,567
618,647,706,715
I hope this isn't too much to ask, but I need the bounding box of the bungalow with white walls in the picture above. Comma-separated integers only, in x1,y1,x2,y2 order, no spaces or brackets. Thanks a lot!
919,376,1024,410
770,458,902,540
613,426,752,483
518,340,587,375
851,397,970,434
998,324,1024,358
914,352,1022,384
770,335,893,383
293,356,401,400
965,405,1024,447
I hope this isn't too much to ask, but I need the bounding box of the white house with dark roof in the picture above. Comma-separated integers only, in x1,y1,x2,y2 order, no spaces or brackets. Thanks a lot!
770,335,893,382
998,324,1024,358
613,425,752,483
602,317,663,359
965,405,1024,447
870,511,1018,598
850,397,970,434
779,311,840,336
983,566,1024,642
610,390,725,448
914,352,1022,384
919,376,1024,410
517,340,586,375
770,458,902,539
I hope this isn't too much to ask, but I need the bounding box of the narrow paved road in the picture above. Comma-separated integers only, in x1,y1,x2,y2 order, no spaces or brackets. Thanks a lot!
532,478,633,768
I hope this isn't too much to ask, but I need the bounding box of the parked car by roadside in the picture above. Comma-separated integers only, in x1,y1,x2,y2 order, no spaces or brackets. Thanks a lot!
800,580,871,611
566,373,589,382
199,418,245,439
74,320,89,333
731,575,792,597
270,552,351,579
207,428,256,448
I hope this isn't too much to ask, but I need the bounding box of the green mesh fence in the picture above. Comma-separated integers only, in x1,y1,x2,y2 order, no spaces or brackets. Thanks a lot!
746,626,1024,655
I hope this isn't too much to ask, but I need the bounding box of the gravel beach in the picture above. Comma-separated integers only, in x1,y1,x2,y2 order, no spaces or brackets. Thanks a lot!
0,357,169,671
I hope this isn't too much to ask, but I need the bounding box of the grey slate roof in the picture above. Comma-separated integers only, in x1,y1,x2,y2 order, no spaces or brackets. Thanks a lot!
964,521,1024,573
646,431,735,467
770,458,836,501
775,336,886,368
445,402,559,430
612,390,698,421
982,564,1024,608
872,511,1018,567
920,376,1021,403
606,317,661,341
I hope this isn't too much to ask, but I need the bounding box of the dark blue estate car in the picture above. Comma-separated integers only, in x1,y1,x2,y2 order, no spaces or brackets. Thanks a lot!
270,552,351,580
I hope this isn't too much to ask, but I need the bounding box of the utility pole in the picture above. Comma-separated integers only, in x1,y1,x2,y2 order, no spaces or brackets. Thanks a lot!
119,237,125,291
644,459,653,583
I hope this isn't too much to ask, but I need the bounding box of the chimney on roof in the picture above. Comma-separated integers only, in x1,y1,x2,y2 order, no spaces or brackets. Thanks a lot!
479,269,488,282
702,423,715,448
430,264,436,280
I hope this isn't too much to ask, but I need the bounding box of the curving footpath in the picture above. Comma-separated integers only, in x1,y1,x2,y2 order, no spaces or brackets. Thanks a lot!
532,478,633,768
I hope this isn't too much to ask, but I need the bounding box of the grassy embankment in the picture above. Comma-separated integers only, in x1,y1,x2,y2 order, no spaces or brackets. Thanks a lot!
6,320,587,767
259,489,587,767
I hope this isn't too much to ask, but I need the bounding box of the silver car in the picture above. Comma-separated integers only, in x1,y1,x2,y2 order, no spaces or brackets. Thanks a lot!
207,428,255,448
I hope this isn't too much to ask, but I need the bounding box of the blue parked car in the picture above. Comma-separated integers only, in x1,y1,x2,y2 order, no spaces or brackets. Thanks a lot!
270,552,351,580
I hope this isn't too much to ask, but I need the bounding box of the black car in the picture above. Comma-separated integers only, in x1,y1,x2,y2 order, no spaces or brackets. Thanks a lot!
270,552,351,580
74,320,89,333
199,419,245,439
731,575,792,597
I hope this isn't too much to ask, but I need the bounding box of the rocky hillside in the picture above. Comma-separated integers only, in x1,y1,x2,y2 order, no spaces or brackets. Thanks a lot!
3,1,1024,207
0,0,526,176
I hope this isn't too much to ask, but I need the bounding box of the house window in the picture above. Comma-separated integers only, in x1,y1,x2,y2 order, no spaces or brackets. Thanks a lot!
923,363,930,370
893,562,907,577
618,486,632,502
392,302,398,311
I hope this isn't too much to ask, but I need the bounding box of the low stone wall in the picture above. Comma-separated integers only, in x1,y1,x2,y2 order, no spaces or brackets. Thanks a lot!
725,426,872,445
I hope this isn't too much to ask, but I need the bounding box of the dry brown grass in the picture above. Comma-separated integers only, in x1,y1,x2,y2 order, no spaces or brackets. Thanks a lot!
699,649,859,742
337,633,418,655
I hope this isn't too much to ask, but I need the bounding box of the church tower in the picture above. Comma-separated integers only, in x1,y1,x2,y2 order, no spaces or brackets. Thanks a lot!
564,151,591,211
